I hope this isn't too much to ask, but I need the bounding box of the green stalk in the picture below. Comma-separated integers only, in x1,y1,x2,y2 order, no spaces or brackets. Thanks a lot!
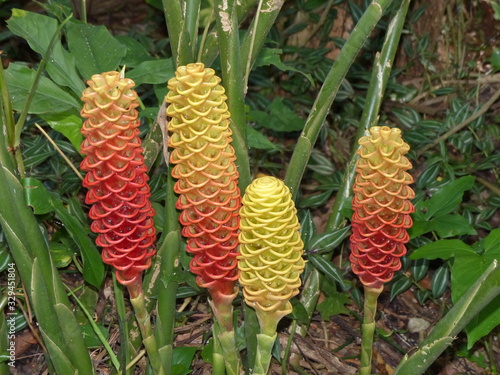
162,0,194,66
241,0,285,85
113,275,132,375
155,171,181,374
253,333,277,375
130,290,166,375
0,60,16,173
214,0,251,190
209,296,241,375
290,0,410,366
212,333,226,375
185,0,201,60
200,0,259,67
284,0,394,199
360,286,383,375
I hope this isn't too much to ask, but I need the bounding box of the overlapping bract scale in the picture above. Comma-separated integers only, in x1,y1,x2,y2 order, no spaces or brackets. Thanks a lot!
166,63,240,299
350,126,415,288
80,71,156,286
238,177,305,317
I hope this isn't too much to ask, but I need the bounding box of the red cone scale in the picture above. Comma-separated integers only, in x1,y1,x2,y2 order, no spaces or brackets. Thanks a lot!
80,71,156,288
350,126,414,288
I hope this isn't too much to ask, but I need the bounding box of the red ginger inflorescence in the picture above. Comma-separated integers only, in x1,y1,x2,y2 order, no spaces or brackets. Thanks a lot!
166,63,240,302
350,126,415,288
80,71,156,290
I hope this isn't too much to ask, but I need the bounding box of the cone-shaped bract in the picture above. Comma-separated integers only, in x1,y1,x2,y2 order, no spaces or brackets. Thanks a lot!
350,126,414,288
238,176,305,329
80,71,156,287
166,63,240,301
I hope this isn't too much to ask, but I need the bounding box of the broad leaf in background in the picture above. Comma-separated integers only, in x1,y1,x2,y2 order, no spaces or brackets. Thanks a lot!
5,63,81,114
22,178,104,288
127,58,175,85
172,346,198,375
249,97,305,132
410,176,476,238
115,35,154,68
7,9,85,95
246,125,277,150
42,113,83,152
411,229,500,347
307,225,351,254
254,48,314,86
66,22,126,80
416,176,475,219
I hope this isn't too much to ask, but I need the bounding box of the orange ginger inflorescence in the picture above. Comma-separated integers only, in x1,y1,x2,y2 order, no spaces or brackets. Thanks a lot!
166,63,241,302
80,71,156,290
350,126,415,288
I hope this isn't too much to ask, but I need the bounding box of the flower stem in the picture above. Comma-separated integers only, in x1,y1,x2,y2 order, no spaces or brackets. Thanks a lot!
130,289,165,375
252,332,277,375
360,286,383,375
209,296,241,375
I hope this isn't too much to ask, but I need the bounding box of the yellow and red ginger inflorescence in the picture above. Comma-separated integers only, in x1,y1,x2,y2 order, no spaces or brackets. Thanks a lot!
166,63,241,301
238,177,305,326
350,126,415,289
80,71,156,290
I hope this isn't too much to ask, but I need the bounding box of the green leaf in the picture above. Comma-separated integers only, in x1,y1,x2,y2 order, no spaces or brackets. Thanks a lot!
0,245,12,273
410,239,474,261
299,209,315,249
49,242,74,268
51,198,105,288
317,292,351,320
431,265,449,299
7,9,85,94
410,258,429,282
307,226,351,253
80,323,109,348
416,176,474,220
393,261,500,375
308,254,349,290
22,177,54,215
249,98,305,132
172,346,198,375
42,113,83,152
5,63,80,114
114,35,153,68
66,22,126,80
246,126,277,150
484,228,500,255
126,59,175,85
390,276,412,301
410,214,477,238
451,254,492,303
465,294,500,348
254,48,314,86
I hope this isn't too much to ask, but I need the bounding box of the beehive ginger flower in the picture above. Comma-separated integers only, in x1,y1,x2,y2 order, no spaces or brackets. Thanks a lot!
238,176,305,332
166,63,241,304
350,126,414,289
80,71,156,292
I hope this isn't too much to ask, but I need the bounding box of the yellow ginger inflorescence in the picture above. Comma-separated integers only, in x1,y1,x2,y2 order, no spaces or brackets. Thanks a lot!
238,176,305,330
